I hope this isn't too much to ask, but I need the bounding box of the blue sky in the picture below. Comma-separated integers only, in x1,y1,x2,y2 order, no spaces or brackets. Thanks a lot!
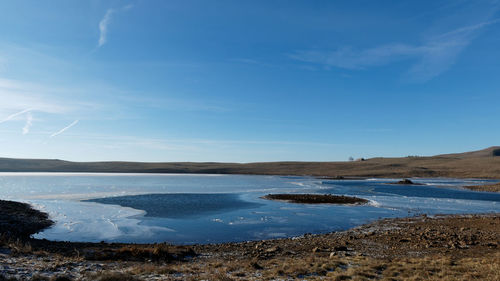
0,0,499,162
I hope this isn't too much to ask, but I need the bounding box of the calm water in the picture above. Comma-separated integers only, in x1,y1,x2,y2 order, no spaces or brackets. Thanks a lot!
0,173,498,244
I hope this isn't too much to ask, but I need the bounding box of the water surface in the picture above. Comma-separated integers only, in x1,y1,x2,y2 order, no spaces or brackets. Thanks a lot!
0,173,498,244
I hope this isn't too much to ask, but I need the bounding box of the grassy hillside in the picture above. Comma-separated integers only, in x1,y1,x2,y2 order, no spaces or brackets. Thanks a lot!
0,146,499,178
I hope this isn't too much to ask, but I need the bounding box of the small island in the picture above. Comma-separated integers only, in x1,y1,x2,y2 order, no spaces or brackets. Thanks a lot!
261,194,369,205
386,178,424,185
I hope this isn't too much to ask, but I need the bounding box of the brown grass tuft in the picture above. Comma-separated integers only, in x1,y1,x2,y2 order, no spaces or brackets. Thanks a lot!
87,272,141,281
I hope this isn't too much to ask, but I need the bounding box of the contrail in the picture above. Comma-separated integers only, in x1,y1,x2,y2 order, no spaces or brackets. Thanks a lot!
0,108,32,124
50,120,79,138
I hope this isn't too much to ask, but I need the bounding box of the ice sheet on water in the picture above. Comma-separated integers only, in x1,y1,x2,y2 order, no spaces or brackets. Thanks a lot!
30,200,175,243
360,195,498,214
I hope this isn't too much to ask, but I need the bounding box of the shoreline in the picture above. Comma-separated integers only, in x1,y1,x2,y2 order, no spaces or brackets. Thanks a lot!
1,199,499,280
464,182,500,193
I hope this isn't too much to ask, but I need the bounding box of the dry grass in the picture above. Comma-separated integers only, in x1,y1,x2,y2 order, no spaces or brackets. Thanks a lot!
231,253,497,280
366,252,500,281
109,243,195,262
99,251,498,280
28,275,73,281
7,239,33,255
86,272,141,281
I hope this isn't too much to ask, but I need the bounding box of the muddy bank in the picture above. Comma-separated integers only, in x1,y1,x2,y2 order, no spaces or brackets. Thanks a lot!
262,194,368,204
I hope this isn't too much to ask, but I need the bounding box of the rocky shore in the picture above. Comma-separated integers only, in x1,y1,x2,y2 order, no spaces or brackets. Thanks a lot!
1,200,499,280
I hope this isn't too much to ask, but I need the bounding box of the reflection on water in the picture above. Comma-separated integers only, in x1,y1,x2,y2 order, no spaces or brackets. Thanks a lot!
0,173,497,244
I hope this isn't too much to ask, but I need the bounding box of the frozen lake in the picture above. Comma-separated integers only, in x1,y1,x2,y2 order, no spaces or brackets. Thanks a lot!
0,173,498,244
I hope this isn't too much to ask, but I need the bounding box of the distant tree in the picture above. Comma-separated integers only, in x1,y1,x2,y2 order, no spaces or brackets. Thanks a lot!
348,156,354,161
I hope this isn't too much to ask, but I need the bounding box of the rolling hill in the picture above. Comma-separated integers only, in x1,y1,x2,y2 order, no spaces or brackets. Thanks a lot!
0,147,499,179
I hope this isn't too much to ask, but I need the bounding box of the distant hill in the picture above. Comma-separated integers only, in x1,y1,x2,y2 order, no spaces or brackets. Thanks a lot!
0,147,499,179
436,146,500,159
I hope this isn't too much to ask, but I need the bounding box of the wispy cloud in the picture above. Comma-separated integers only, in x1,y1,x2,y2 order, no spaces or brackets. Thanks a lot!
22,112,33,135
98,9,114,47
98,5,133,47
408,18,500,81
0,108,32,124
291,44,419,70
50,120,79,138
291,18,500,82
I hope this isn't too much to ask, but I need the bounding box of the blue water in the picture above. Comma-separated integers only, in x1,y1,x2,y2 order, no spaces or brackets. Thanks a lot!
87,193,263,218
0,173,498,244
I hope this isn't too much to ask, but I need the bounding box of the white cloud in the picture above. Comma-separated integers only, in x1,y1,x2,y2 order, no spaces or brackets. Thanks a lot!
291,19,500,82
22,112,33,135
98,9,114,47
50,120,79,138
